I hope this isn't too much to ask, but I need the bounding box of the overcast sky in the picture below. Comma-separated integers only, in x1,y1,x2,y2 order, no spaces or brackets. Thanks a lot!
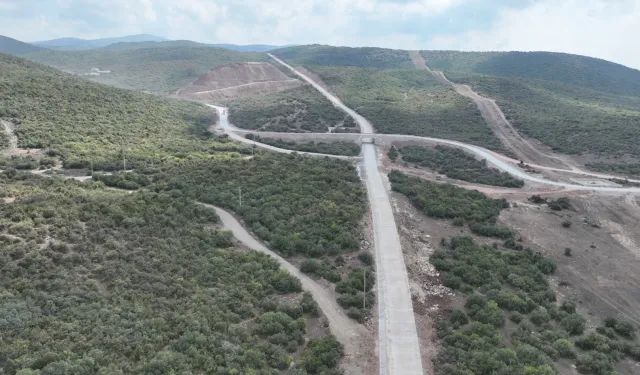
1,0,639,69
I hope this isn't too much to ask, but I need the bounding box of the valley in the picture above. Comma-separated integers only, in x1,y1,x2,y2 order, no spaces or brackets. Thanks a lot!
2,36,640,375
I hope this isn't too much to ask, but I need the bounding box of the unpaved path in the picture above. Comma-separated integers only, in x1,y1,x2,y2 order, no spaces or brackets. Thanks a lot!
1,120,17,154
409,51,575,170
201,204,372,371
189,79,300,95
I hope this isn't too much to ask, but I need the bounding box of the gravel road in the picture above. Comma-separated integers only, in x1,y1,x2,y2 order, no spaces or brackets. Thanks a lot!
201,204,368,358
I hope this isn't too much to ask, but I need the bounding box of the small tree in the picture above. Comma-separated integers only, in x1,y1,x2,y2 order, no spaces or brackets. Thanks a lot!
564,248,572,257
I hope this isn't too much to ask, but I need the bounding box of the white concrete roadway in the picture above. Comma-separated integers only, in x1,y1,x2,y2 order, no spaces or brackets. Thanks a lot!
268,54,425,375
206,54,640,375
267,54,375,134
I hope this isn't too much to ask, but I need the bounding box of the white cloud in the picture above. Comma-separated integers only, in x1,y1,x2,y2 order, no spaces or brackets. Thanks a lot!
428,0,640,69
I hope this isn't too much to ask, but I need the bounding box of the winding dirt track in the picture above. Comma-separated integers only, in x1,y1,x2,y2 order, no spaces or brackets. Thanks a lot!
200,204,370,360
1,120,17,154
408,51,575,170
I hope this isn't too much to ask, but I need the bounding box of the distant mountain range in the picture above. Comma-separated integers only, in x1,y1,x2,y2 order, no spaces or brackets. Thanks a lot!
30,34,288,53
32,34,168,50
101,40,288,53
0,35,45,55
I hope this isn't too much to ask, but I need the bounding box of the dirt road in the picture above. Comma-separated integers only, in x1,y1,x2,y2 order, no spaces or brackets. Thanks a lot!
1,120,17,154
202,204,372,371
409,51,575,170
189,79,300,95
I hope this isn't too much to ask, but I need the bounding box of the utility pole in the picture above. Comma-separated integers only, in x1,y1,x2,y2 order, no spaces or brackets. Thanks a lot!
90,156,93,177
363,268,367,310
238,187,242,207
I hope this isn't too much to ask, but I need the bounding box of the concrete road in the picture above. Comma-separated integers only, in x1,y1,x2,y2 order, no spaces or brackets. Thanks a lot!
267,54,375,134
230,128,640,192
206,104,359,160
268,54,424,375
362,144,425,375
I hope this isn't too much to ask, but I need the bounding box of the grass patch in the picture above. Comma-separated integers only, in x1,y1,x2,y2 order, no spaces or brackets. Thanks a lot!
396,145,524,187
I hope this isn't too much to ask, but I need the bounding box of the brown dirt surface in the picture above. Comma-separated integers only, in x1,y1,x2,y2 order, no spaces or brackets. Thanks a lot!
409,51,576,171
177,62,303,102
295,66,331,91
501,193,640,328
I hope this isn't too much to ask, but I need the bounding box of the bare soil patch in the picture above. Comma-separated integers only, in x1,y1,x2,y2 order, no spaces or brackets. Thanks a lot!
501,194,640,329
295,66,331,91
178,62,303,102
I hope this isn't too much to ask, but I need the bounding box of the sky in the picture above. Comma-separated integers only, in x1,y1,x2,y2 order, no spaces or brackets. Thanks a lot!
1,0,639,69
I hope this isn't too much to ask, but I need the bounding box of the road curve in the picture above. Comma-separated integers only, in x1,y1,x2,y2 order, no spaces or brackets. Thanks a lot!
268,53,424,375
374,134,640,192
205,104,360,161
200,203,368,357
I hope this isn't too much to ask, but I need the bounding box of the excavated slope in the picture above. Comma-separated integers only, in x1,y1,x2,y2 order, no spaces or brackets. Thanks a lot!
178,62,302,100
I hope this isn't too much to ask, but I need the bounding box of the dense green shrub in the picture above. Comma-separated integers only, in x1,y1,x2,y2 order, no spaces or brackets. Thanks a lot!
335,268,375,322
246,135,360,156
229,85,344,133
389,171,513,238
0,173,338,374
397,145,524,187
299,335,343,375
357,252,373,266
97,154,367,259
0,54,244,171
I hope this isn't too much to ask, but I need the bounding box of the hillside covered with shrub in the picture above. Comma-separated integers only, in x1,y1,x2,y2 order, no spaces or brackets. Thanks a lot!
421,50,640,97
0,173,342,374
0,53,244,170
273,45,412,69
25,47,265,92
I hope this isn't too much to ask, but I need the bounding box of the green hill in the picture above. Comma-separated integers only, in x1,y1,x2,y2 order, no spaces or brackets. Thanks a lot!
101,40,207,50
421,50,640,97
447,71,640,158
33,34,167,50
273,44,413,69
24,47,266,92
310,66,504,151
0,53,243,170
0,35,44,55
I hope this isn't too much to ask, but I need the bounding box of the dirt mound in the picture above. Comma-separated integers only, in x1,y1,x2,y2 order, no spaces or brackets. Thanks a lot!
178,62,302,101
